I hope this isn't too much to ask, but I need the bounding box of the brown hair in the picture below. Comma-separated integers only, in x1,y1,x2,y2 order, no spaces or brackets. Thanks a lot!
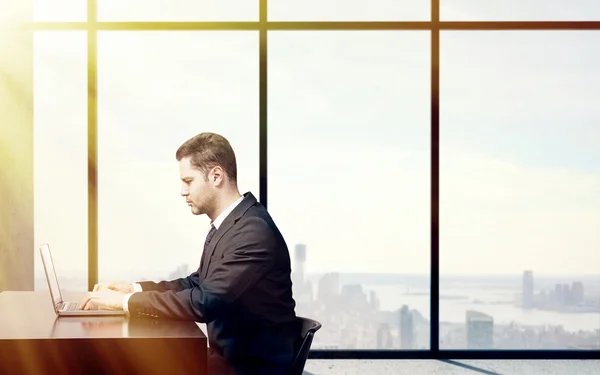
175,132,237,182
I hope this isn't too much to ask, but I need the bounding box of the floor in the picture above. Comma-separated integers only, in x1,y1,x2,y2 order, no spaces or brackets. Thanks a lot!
303,360,600,374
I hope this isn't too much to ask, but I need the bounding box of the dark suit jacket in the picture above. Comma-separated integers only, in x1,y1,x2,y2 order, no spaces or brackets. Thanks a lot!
127,192,300,374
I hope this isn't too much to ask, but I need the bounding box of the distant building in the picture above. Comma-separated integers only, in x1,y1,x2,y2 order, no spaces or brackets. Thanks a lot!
562,283,571,305
292,243,312,303
317,272,339,304
571,281,584,305
292,243,306,286
399,305,414,349
341,284,367,310
466,310,494,349
369,290,380,310
376,323,393,349
522,270,534,309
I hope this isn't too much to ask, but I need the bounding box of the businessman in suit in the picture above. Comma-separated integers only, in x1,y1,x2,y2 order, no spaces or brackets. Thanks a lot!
80,132,300,375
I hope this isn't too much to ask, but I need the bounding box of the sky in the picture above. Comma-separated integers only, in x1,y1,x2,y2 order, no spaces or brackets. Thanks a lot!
27,2,600,283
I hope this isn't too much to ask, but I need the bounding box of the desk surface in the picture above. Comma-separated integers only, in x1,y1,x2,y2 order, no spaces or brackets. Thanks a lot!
0,291,207,341
0,291,207,374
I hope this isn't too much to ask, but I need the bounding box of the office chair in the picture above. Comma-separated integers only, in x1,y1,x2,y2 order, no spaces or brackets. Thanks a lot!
288,316,322,375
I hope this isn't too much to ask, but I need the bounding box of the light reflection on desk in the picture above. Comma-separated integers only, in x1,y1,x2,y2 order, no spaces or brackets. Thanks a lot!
50,316,206,339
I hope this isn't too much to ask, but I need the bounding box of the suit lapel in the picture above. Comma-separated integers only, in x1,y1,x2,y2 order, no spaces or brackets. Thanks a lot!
201,192,257,279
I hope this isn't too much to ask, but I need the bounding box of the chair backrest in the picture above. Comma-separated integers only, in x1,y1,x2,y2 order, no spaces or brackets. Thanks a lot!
288,316,322,375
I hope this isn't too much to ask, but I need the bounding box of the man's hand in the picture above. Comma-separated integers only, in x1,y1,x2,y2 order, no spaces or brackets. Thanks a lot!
80,290,126,311
93,282,133,294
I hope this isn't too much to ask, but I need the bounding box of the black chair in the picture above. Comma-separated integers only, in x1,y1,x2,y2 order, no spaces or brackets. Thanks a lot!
288,316,322,375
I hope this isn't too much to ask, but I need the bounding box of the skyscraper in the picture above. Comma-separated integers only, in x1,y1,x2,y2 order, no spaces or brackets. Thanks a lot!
522,270,534,309
317,272,339,304
369,290,380,310
554,283,563,306
466,310,494,349
562,283,571,305
399,305,414,349
293,243,306,285
376,323,393,349
292,243,310,303
571,281,585,305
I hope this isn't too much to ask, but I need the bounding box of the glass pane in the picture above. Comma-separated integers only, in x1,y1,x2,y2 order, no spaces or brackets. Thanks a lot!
441,0,600,21
34,31,88,292
268,0,429,21
269,31,431,349
98,0,258,21
33,0,87,22
97,31,259,283
440,31,600,350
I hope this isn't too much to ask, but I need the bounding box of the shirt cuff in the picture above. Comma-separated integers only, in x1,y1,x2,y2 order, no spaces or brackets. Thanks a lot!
132,283,143,293
123,292,135,312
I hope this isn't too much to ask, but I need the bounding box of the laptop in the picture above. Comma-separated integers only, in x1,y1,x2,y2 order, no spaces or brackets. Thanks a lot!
40,243,126,316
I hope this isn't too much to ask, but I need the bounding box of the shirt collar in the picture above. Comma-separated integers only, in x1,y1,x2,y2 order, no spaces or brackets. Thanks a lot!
212,195,244,229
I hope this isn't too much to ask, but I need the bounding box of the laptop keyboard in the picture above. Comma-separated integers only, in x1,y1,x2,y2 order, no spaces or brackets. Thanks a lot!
63,302,82,311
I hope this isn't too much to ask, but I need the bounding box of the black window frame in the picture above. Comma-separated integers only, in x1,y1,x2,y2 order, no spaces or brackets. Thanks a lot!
28,0,600,360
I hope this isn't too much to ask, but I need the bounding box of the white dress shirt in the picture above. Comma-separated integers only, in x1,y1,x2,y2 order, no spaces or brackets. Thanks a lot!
122,194,244,312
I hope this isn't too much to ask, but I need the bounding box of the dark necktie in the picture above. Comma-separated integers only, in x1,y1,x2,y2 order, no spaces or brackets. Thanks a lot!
200,224,217,271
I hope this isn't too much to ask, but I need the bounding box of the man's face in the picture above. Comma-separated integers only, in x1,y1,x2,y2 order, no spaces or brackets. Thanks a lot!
179,156,216,216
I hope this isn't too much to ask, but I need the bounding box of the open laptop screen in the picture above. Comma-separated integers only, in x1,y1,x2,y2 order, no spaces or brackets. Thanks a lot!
39,243,63,307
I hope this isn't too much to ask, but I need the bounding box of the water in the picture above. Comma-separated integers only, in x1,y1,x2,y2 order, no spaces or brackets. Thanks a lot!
367,284,600,332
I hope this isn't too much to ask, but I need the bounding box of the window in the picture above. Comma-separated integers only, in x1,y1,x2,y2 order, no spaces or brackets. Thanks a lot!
96,31,260,283
33,0,87,22
33,31,88,292
20,0,600,361
268,0,429,21
268,31,431,349
98,0,258,21
441,0,600,21
440,31,600,350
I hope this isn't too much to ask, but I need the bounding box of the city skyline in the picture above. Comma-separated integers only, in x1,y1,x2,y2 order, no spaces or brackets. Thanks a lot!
31,227,600,349
33,262,600,350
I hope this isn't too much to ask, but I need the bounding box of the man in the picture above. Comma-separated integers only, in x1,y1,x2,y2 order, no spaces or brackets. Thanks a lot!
80,132,300,375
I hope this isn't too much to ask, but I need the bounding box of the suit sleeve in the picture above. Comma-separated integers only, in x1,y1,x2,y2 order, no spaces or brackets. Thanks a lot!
136,272,200,293
127,217,276,322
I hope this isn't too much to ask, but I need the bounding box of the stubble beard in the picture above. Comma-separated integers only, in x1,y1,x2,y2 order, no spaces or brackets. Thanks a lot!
191,194,217,218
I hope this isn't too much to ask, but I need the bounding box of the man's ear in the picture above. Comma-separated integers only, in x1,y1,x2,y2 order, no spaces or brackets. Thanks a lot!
211,166,224,184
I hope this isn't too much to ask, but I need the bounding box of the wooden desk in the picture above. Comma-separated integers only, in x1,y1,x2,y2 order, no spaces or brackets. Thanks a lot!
0,291,207,375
